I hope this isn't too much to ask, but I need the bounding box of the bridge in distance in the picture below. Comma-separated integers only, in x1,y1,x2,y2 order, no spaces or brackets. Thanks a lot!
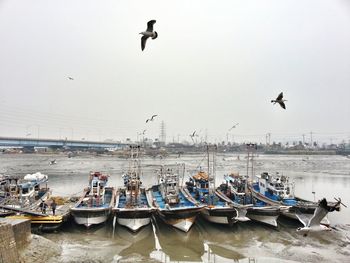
0,136,127,150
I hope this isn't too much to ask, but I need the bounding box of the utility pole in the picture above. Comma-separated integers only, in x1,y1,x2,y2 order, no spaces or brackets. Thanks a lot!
160,121,166,145
265,133,271,146
310,131,313,147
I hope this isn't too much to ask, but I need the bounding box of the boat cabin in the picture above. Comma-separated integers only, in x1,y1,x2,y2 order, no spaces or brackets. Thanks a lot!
255,172,294,201
159,168,179,205
84,172,108,207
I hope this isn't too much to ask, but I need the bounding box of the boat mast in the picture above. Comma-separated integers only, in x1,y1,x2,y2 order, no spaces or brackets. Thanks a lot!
212,144,217,196
245,143,256,199
206,144,211,205
206,144,217,205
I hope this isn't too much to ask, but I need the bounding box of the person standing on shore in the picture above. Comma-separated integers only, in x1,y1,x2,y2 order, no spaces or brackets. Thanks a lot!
51,199,57,216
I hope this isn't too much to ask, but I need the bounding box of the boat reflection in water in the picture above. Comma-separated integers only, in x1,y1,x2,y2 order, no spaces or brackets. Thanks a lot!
112,223,155,261
150,217,205,262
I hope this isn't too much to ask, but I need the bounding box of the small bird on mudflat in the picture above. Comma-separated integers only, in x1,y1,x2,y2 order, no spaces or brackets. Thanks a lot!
140,20,158,51
271,92,287,109
146,115,158,123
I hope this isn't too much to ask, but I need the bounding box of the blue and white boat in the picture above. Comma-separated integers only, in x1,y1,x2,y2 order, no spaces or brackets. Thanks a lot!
0,172,50,215
184,170,249,225
71,172,115,227
216,173,280,227
149,165,204,232
250,172,340,224
113,146,154,232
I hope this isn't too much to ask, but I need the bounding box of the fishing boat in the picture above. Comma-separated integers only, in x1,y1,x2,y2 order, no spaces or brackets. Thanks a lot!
1,175,18,216
183,145,249,225
149,165,204,232
217,173,280,227
1,172,70,230
113,145,153,232
0,172,50,211
70,171,115,228
250,172,340,224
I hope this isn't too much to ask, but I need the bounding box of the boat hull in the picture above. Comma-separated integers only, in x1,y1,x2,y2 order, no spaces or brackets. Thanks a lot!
157,207,202,232
247,207,280,227
114,208,153,232
117,217,151,232
71,208,111,227
201,207,238,225
250,187,332,225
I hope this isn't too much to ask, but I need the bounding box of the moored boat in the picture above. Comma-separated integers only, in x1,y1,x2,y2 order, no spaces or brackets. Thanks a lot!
1,172,71,230
250,172,340,225
113,145,153,232
184,170,246,225
70,171,115,228
217,173,280,227
149,165,204,232
183,145,249,225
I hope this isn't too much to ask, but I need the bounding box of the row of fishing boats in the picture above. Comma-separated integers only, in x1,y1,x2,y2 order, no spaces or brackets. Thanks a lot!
0,146,343,235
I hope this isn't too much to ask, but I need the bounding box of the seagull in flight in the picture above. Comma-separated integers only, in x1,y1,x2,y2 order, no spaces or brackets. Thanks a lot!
146,115,158,123
49,159,57,165
142,129,146,135
229,123,239,131
271,92,287,109
68,77,74,80
296,198,341,236
189,131,198,143
140,20,158,51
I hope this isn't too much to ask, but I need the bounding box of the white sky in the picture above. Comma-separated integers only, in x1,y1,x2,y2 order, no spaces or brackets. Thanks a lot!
0,0,349,144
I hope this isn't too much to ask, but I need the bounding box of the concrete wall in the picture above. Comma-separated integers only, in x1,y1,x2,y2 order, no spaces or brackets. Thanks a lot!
10,219,31,249
0,222,19,263
0,219,31,263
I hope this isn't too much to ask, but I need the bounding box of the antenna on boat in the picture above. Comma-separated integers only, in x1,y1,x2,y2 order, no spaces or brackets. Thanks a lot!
205,143,217,206
180,163,185,187
213,144,217,199
245,143,257,201
206,144,211,205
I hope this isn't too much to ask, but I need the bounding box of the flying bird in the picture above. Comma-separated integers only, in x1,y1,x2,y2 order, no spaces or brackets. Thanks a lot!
68,77,74,80
146,115,158,123
296,198,341,236
229,123,239,131
140,20,158,51
271,92,287,109
142,129,146,135
190,131,196,137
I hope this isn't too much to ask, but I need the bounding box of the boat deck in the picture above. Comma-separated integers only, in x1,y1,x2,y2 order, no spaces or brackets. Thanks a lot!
152,190,196,209
75,189,113,209
252,184,296,205
188,188,227,207
117,192,150,209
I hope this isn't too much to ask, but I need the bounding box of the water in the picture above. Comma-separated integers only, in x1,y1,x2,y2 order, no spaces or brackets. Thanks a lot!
1,153,350,262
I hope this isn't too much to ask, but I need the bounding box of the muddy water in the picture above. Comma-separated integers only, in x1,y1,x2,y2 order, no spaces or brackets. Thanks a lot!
1,153,350,262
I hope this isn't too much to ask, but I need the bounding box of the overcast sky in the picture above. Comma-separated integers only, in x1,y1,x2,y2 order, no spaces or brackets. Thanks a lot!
0,0,349,144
